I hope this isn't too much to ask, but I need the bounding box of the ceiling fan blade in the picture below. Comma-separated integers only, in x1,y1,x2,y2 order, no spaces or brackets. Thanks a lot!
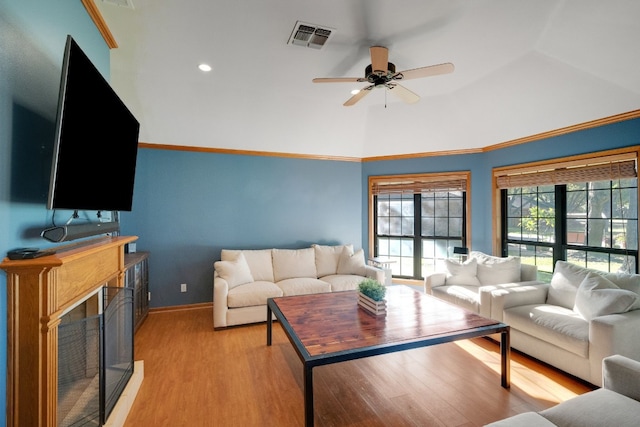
388,84,420,104
313,77,366,83
370,46,389,74
344,86,373,106
393,62,455,80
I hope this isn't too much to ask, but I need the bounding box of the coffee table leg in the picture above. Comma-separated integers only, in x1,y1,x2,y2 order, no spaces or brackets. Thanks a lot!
267,304,272,346
304,364,314,427
501,327,511,388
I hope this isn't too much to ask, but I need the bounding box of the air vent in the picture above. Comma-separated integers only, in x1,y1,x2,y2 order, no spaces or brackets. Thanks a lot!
288,21,334,50
101,0,135,9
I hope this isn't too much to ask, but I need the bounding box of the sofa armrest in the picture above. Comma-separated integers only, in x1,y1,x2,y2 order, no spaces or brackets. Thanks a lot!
489,283,549,321
213,273,229,328
589,309,640,382
424,272,446,294
478,281,545,319
602,355,640,401
365,265,386,284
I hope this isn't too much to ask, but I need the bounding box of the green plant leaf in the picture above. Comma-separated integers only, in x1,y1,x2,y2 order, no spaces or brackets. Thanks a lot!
358,279,386,301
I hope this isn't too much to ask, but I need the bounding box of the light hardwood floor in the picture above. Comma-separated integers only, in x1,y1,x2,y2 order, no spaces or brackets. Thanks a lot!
124,306,595,427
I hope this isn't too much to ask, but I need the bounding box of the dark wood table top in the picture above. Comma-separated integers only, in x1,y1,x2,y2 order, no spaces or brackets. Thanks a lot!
270,285,503,358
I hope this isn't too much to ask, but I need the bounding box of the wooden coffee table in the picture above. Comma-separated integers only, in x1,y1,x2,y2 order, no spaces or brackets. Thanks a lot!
266,285,510,427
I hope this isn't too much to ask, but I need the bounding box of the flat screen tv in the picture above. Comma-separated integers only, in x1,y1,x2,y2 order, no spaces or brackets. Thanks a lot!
47,35,140,212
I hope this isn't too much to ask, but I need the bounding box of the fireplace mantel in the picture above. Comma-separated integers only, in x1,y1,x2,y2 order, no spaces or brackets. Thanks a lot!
1,235,137,427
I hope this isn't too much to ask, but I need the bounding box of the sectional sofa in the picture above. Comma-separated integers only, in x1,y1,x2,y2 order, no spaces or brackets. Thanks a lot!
486,355,640,426
213,244,385,329
427,253,640,386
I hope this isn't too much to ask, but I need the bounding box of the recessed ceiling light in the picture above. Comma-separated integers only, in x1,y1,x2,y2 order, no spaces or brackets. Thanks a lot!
350,89,360,95
198,64,212,72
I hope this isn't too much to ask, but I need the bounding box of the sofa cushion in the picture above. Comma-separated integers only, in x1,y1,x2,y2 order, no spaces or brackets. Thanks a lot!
272,248,317,282
214,252,254,289
503,304,589,357
547,261,590,309
276,277,331,296
540,388,640,427
573,272,639,320
313,244,354,277
222,249,274,282
321,274,366,292
227,281,283,308
470,252,521,285
444,258,481,286
432,285,479,313
337,247,367,276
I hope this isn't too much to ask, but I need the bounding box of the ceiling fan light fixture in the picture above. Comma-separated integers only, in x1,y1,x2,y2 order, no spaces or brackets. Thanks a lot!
350,89,360,95
312,45,454,106
198,63,212,72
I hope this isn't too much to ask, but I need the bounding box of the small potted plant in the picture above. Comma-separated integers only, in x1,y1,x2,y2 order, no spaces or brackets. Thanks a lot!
357,279,387,315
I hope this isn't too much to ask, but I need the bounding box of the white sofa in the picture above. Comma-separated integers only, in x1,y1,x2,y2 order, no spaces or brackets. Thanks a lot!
486,355,640,426
424,251,543,319
490,260,640,386
213,244,385,329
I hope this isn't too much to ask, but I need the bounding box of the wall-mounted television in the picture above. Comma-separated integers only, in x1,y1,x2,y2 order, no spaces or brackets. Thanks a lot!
47,35,140,212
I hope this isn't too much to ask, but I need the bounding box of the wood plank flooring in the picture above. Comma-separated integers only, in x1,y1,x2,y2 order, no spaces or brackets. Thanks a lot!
124,306,595,427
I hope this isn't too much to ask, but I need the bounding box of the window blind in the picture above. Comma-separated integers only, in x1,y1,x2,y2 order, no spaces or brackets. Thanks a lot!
495,159,637,189
371,177,467,195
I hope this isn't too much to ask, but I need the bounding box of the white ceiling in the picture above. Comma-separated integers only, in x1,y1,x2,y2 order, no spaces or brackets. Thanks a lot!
97,0,640,159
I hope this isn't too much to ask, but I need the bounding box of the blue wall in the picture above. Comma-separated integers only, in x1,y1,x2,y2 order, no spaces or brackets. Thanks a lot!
125,117,640,310
119,149,363,307
0,1,109,424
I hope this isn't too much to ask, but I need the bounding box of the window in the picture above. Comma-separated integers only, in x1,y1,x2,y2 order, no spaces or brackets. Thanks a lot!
370,172,470,280
495,149,639,279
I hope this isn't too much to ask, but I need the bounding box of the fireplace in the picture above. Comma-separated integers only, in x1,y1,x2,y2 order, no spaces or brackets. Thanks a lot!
57,286,134,426
0,236,142,427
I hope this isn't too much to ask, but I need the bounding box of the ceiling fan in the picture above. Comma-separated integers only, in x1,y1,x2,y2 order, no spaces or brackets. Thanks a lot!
313,46,454,106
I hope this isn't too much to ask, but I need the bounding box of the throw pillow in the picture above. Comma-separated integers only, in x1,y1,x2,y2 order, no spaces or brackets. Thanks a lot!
444,258,481,286
548,260,592,309
221,249,274,282
337,247,367,276
602,271,640,295
470,252,521,286
313,244,354,277
574,272,640,321
214,252,254,289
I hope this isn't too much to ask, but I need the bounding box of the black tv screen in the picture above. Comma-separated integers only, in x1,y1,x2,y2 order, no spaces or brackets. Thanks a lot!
47,35,140,212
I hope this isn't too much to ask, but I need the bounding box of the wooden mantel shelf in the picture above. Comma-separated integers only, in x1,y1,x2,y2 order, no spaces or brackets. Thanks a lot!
2,235,134,267
1,235,137,427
